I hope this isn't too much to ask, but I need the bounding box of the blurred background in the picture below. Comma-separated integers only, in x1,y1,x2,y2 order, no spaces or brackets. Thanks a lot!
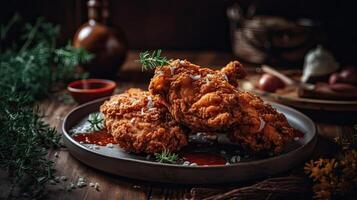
1,0,356,67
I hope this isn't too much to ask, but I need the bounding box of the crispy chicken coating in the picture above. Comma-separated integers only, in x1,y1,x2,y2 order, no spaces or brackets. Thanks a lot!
149,59,246,132
229,92,295,154
149,60,294,154
100,88,188,154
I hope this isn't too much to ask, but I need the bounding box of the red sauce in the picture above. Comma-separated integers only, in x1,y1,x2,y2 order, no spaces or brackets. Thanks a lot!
293,129,304,138
182,152,226,166
73,131,117,146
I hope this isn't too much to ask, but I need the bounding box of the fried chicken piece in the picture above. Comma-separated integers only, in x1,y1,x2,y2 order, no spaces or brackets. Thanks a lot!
149,59,247,132
228,92,295,154
149,60,294,154
100,88,188,154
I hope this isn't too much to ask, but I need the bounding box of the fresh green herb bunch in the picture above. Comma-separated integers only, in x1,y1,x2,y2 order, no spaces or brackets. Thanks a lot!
0,15,92,198
154,150,179,164
0,91,60,198
87,113,105,132
137,49,170,71
0,16,93,100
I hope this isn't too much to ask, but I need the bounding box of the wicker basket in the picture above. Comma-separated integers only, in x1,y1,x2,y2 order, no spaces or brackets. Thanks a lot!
227,4,323,67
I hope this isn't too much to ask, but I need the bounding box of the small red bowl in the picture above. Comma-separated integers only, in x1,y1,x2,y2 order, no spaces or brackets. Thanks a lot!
67,79,116,104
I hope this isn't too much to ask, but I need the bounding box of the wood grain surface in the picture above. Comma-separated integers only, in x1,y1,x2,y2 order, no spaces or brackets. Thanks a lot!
1,51,355,200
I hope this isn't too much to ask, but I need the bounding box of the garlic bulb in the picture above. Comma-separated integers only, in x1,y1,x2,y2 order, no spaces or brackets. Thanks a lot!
301,45,339,83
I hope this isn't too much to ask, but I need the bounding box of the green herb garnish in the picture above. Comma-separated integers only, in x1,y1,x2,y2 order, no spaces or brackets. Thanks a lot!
0,15,92,198
87,113,104,132
137,49,170,71
154,150,179,164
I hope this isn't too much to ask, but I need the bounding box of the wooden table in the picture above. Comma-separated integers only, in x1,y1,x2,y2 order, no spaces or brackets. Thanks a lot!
3,51,355,200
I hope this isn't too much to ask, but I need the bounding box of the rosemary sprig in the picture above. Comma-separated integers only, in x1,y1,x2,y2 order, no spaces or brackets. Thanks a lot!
0,16,92,198
87,113,104,132
154,149,179,164
137,49,170,71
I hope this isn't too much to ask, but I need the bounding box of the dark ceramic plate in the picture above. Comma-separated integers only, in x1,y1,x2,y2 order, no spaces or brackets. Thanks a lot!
62,97,317,184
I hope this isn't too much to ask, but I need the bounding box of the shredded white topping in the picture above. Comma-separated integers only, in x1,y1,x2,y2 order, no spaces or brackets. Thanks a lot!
222,73,228,81
169,66,176,75
258,117,266,132
189,74,201,80
206,74,214,78
130,118,135,123
141,108,145,115
205,77,210,84
147,96,154,108
179,60,185,65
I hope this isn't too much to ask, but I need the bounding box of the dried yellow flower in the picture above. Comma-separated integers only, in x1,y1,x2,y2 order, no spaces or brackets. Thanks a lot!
305,150,357,200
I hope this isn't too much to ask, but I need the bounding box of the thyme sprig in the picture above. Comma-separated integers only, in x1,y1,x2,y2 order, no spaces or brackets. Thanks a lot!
154,150,179,164
137,49,170,71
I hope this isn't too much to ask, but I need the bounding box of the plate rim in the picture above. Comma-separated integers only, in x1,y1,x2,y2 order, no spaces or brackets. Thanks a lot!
62,97,317,169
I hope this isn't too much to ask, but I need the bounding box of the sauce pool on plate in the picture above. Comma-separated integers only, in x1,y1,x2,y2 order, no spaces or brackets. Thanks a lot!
73,130,117,146
182,152,226,166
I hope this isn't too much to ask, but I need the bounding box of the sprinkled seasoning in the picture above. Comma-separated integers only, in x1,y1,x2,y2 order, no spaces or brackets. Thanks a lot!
230,155,241,163
205,77,210,84
206,74,214,78
73,131,116,146
69,183,76,190
130,118,135,123
94,182,100,190
54,176,60,182
77,177,87,188
222,73,228,81
198,132,205,137
147,96,154,109
61,176,67,181
169,66,176,75
183,161,190,166
258,117,266,132
190,75,201,80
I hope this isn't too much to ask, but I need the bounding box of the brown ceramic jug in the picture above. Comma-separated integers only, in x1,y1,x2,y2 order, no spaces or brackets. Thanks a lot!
73,0,128,79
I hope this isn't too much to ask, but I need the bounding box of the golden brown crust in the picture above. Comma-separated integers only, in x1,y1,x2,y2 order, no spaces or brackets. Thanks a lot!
220,61,246,87
100,88,188,154
149,60,249,132
149,60,294,154
229,92,295,154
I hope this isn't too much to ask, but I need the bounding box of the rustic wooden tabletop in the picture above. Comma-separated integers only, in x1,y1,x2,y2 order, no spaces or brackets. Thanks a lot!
1,51,354,200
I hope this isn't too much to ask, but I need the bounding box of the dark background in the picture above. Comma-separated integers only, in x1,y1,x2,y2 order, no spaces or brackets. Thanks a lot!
1,0,356,65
